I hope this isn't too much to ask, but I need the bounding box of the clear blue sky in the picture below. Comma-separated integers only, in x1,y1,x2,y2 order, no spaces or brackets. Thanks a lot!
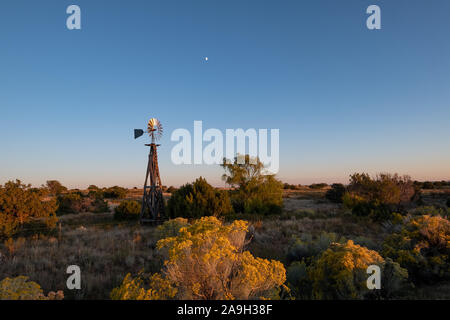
1,0,449,188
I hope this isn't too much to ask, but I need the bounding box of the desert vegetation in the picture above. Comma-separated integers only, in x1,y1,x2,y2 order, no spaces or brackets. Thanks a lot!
0,164,449,300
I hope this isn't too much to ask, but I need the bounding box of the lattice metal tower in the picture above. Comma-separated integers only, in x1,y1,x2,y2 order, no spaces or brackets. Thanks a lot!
134,118,166,223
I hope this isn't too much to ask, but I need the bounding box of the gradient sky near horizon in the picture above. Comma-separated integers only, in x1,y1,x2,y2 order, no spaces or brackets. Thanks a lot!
1,0,449,189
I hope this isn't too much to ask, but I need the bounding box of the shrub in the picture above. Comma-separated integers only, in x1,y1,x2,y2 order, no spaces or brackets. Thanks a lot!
155,218,190,239
57,192,109,215
103,186,127,199
166,186,177,194
0,276,64,300
167,177,233,219
156,217,286,299
87,187,104,199
222,155,283,215
57,193,86,214
447,198,450,208
0,180,58,238
45,180,67,196
283,183,299,190
286,261,311,299
347,173,417,206
344,173,419,221
286,232,346,263
422,181,434,189
410,206,448,217
382,215,450,284
351,200,394,222
309,183,328,189
308,240,408,299
114,200,141,220
111,273,177,300
89,198,109,213
325,183,346,203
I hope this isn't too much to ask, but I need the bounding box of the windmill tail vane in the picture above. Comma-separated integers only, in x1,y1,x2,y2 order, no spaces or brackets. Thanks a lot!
134,118,166,224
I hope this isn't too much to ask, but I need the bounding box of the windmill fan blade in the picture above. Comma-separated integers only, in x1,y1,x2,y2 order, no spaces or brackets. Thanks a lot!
134,129,144,139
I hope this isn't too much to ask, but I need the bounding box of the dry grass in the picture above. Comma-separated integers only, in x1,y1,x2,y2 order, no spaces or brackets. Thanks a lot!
0,187,448,299
0,214,163,299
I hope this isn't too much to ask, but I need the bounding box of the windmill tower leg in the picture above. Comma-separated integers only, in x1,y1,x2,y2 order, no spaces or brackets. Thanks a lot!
140,143,166,224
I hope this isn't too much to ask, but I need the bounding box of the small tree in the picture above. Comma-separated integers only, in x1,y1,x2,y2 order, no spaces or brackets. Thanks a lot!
45,180,67,196
0,180,58,238
221,155,283,215
167,177,233,219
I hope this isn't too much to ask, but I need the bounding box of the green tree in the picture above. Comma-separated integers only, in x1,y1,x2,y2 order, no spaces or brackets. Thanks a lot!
221,155,283,215
45,180,67,196
0,180,58,238
167,177,233,219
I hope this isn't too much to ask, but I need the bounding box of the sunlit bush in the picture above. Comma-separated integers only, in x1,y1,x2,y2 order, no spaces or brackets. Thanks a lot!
0,180,58,238
0,276,63,300
343,173,419,221
111,273,177,300
347,173,417,205
308,240,408,299
112,217,286,300
155,218,190,239
382,215,450,283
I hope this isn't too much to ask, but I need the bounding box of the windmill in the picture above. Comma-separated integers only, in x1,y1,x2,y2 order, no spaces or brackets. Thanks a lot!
134,118,166,223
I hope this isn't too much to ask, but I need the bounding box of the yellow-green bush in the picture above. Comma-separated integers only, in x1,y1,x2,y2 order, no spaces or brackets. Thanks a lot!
309,240,387,299
110,273,177,300
0,276,63,300
112,217,286,300
157,217,286,299
155,218,190,239
382,215,450,283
